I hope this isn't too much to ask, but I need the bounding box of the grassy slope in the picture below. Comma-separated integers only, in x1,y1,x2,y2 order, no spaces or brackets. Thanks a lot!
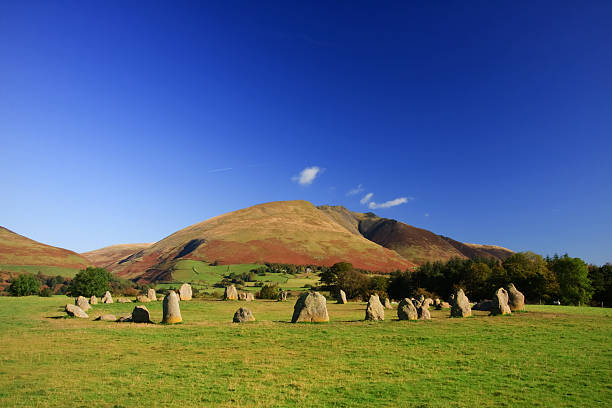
0,297,609,407
80,243,152,268
0,227,89,277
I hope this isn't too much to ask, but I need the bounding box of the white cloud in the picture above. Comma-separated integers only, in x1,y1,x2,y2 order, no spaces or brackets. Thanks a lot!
360,192,374,204
292,166,322,186
368,197,413,209
208,167,233,173
425,213,430,217
347,184,364,196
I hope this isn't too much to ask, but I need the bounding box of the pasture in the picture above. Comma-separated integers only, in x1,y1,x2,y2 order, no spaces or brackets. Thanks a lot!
0,296,610,407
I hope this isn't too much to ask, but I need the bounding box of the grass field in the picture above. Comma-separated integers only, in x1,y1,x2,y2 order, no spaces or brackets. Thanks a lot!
0,296,610,407
0,264,82,277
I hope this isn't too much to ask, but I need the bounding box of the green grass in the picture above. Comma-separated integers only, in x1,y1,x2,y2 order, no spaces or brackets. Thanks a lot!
0,297,610,407
0,264,82,277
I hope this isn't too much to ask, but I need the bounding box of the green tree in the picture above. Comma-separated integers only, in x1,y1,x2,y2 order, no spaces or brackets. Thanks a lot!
588,264,612,306
502,252,558,301
68,267,112,297
336,268,370,300
320,262,353,286
8,274,40,296
549,255,593,305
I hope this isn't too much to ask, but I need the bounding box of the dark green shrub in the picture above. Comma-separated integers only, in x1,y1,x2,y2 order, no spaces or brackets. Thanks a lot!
39,287,53,297
8,274,40,296
68,267,112,297
257,284,278,299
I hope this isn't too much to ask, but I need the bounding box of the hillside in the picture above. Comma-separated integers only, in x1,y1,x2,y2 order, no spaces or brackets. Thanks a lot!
318,206,513,264
0,226,90,277
109,201,416,280
81,243,152,269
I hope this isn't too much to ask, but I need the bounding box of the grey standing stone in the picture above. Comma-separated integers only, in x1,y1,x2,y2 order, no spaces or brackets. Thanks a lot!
90,295,98,305
450,289,472,317
245,292,255,302
131,306,152,323
338,289,347,304
162,290,182,324
147,288,157,301
291,292,329,323
365,294,385,321
117,297,132,303
238,292,247,301
101,291,113,304
233,307,255,323
278,290,288,302
224,285,238,300
384,298,393,309
418,298,433,320
506,283,525,311
491,287,512,315
75,296,91,311
179,283,192,301
397,298,418,320
65,304,88,318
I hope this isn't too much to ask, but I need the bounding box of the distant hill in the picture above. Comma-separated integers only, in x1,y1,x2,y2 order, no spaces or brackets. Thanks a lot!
0,226,90,277
109,200,416,280
81,243,152,269
318,205,513,264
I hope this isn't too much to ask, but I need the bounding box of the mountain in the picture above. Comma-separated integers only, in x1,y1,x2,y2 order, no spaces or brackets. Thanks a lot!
318,205,513,264
81,243,152,269
109,200,416,280
0,226,90,276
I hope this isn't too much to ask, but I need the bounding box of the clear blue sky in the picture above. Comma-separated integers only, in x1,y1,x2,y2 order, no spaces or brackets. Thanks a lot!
1,1,611,265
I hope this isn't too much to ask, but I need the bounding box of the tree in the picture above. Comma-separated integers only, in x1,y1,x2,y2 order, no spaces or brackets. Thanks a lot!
589,264,612,307
502,252,558,301
549,255,593,305
68,267,112,297
336,268,370,300
320,262,353,287
8,274,40,296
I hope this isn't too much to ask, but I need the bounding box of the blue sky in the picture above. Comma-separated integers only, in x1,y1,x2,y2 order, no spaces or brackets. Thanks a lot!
1,1,611,265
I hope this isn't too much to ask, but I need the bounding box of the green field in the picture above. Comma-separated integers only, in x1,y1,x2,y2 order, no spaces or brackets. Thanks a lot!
0,296,610,407
0,264,82,278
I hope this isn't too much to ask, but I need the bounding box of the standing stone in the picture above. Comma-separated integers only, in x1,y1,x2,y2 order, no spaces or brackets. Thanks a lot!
291,292,329,323
238,292,247,301
65,304,88,318
162,291,182,324
147,288,157,302
418,298,433,320
397,298,418,320
136,295,151,303
278,290,288,302
384,298,393,309
434,298,441,307
233,307,255,323
131,306,152,323
491,287,512,315
450,289,472,317
439,301,451,309
224,285,238,300
117,297,132,303
90,295,98,305
506,283,525,311
75,296,91,311
95,314,117,321
337,289,347,304
365,294,385,321
179,283,192,301
101,291,113,304
245,292,254,302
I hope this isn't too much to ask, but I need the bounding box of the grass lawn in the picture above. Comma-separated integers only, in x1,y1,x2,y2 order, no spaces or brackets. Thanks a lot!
0,297,610,407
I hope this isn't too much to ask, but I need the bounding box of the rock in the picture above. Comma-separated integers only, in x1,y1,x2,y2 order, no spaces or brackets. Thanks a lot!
90,295,98,305
338,289,347,304
223,285,238,300
136,295,151,303
439,301,451,309
506,283,525,311
291,292,329,323
491,287,512,315
238,292,247,301
131,306,152,323
434,298,441,307
233,307,255,323
245,292,254,302
179,283,192,301
117,298,132,303
450,289,472,317
365,294,385,321
162,291,182,324
117,314,132,323
418,298,433,320
147,288,157,301
65,304,88,318
278,290,288,302
397,298,418,320
101,291,113,304
75,296,91,311
473,300,495,311
384,298,393,309
95,314,116,321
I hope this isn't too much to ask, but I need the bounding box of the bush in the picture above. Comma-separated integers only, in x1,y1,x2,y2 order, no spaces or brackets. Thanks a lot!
8,274,40,296
68,267,112,297
257,284,279,299
39,287,53,297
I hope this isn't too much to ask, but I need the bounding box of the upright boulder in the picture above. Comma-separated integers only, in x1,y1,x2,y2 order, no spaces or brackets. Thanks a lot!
147,288,157,302
224,285,238,300
90,295,98,305
434,298,441,307
384,298,393,309
101,291,113,304
365,294,385,321
238,292,247,301
397,298,418,320
291,292,329,323
278,290,288,302
491,287,512,315
338,289,347,304
506,283,525,311
450,289,472,318
162,291,182,324
233,307,255,323
131,306,152,323
65,304,88,318
245,292,255,302
75,296,91,311
418,298,433,320
179,283,192,301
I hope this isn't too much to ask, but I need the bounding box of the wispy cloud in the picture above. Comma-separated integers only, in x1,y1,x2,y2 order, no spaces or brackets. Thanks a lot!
347,184,364,196
368,197,413,209
292,166,322,186
360,192,374,204
208,167,233,173
425,213,430,217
